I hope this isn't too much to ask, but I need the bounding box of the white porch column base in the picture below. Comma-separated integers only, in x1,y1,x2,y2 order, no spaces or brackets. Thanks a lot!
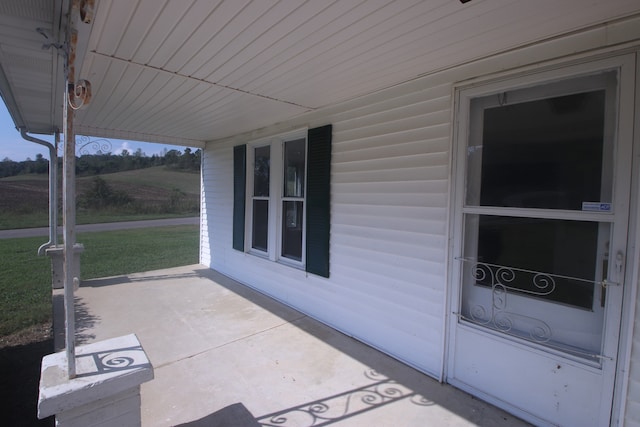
46,243,85,289
37,334,154,426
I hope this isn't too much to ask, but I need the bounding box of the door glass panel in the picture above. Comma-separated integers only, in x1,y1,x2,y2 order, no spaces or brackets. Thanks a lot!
467,215,599,310
466,85,613,210
461,215,609,356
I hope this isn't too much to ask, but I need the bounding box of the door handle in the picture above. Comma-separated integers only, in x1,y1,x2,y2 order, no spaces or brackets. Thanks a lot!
601,251,624,307
601,254,608,308
600,251,624,307
615,251,624,281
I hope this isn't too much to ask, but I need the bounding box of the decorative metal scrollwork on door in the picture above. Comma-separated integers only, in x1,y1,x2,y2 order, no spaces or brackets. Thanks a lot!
457,257,614,361
460,259,566,344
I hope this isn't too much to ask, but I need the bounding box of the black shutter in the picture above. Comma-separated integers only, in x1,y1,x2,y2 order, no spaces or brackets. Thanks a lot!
233,145,246,251
306,125,332,277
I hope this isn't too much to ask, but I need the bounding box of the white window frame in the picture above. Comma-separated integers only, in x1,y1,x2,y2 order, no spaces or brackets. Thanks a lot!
245,129,308,268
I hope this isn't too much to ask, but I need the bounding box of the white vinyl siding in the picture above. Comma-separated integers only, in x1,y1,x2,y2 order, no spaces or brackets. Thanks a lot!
199,16,640,420
201,80,451,376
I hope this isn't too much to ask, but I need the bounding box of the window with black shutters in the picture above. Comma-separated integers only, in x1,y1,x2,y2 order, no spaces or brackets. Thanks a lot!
233,125,331,277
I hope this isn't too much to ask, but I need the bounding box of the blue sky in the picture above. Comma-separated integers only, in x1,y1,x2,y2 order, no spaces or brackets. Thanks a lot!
0,101,195,161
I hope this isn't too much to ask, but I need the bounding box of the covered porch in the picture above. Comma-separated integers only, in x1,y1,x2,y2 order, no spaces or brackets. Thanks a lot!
63,264,528,426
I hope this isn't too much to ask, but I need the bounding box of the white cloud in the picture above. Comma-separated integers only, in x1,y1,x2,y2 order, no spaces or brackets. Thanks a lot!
113,141,132,155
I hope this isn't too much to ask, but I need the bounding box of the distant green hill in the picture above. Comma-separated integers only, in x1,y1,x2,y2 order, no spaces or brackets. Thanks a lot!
97,166,199,195
0,166,200,230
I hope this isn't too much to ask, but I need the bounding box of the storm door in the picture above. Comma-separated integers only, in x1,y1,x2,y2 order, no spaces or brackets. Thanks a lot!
448,57,635,427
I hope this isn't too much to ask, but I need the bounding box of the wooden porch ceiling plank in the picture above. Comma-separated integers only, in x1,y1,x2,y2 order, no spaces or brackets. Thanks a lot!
349,1,640,99
154,92,308,142
107,0,170,62
231,0,428,95
76,57,307,143
183,0,308,79
216,0,370,89
234,0,462,97
263,0,635,108
86,65,150,130
129,0,206,66
90,0,138,56
249,1,509,105
141,82,232,136
158,0,252,73
0,16,51,43
114,72,196,131
171,100,304,142
195,0,338,83
79,72,306,143
0,0,52,21
77,57,132,127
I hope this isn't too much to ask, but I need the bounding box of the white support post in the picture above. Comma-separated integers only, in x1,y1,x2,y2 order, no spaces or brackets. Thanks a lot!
63,26,78,379
39,3,154,425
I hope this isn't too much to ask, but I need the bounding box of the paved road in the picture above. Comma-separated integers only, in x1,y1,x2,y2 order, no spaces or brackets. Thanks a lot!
0,217,199,239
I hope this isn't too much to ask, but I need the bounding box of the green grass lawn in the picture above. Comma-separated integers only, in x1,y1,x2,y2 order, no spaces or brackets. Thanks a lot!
0,225,199,337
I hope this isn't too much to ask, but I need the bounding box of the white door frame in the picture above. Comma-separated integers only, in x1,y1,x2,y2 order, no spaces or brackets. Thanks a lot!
611,51,640,427
446,52,638,426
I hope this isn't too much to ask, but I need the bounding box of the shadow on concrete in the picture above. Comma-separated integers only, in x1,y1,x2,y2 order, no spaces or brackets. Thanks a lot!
53,292,100,351
187,267,524,427
176,369,443,427
74,344,152,379
81,271,201,288
75,297,98,346
254,369,435,426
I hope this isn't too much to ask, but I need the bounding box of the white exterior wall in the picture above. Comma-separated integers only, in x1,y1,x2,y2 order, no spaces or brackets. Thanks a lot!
201,80,451,376
201,14,640,423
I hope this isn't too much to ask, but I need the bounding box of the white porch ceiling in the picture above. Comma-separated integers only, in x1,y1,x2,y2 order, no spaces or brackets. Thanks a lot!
0,0,64,135
2,0,640,146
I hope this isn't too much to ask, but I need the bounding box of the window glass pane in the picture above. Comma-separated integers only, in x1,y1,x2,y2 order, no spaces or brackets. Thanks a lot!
284,138,306,198
467,90,608,210
466,215,599,309
254,146,270,197
282,201,303,261
252,200,269,251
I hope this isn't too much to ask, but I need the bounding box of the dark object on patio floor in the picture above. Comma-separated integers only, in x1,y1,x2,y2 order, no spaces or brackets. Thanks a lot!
176,403,260,427
0,330,54,426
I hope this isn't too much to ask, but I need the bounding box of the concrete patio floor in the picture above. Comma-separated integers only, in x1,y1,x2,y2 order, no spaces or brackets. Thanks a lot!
60,264,530,426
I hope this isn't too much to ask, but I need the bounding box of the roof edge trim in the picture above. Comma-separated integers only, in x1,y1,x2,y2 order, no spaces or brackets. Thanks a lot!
75,124,205,148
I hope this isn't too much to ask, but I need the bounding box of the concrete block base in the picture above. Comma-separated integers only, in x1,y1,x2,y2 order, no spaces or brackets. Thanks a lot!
38,334,153,427
55,387,141,427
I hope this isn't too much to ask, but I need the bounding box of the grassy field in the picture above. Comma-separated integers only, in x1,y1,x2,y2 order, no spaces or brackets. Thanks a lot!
0,167,200,230
0,166,199,194
100,167,199,193
0,225,199,337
